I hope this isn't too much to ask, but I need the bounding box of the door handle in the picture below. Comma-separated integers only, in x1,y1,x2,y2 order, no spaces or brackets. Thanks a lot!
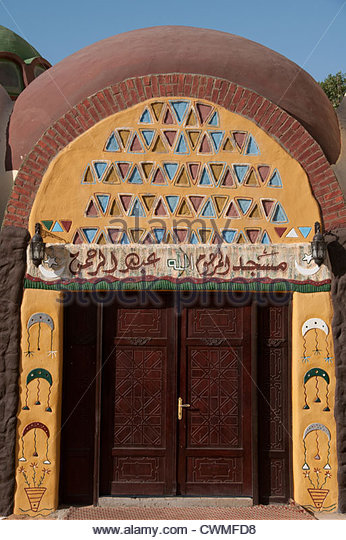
178,397,190,420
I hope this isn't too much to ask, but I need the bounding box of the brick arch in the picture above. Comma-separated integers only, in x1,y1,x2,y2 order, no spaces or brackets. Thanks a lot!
4,74,344,230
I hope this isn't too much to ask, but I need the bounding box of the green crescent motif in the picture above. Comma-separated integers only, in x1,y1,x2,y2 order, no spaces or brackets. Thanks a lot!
26,368,52,387
304,368,329,385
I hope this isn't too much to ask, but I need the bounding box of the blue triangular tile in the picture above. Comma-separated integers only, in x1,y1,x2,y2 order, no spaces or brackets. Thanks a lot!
93,161,108,180
233,165,249,184
105,133,120,152
96,194,110,214
199,167,212,186
128,166,143,184
298,226,312,238
175,133,188,154
237,198,252,214
121,232,130,244
170,100,190,123
190,231,199,244
245,135,260,155
139,108,153,123
201,199,216,218
222,229,237,243
82,228,98,243
141,130,155,147
271,202,288,223
166,195,180,213
164,163,179,180
210,131,224,152
208,111,219,126
51,221,64,233
268,169,283,187
261,231,271,244
153,228,166,243
130,197,146,217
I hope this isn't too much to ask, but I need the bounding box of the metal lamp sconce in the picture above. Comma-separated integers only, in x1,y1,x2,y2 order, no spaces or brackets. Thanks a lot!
30,223,45,267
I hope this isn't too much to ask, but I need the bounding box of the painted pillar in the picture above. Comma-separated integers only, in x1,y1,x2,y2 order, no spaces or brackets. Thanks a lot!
292,291,338,512
14,289,63,516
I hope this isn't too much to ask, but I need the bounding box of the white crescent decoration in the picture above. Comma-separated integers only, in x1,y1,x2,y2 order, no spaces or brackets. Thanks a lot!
302,318,329,337
39,264,65,280
294,260,320,276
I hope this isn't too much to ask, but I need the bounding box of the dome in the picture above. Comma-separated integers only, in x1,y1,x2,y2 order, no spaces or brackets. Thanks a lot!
0,25,41,62
8,26,340,167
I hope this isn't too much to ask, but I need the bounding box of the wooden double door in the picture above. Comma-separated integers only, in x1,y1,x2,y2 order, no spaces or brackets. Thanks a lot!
60,293,290,503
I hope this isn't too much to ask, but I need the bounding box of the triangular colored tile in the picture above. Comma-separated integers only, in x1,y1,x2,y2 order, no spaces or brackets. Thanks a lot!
151,102,164,121
199,166,213,186
233,164,249,184
212,232,223,245
286,228,299,238
164,162,179,180
153,198,169,217
213,196,228,215
170,100,190,123
174,166,190,187
51,221,64,233
128,127,144,150
187,130,201,150
236,232,247,244
268,169,283,187
85,198,99,217
245,135,260,155
128,165,143,184
82,227,98,243
201,199,217,218
152,134,167,153
190,231,199,244
188,162,201,183
237,198,252,215
117,129,131,149
274,227,287,238
72,230,84,244
130,197,146,217
196,103,213,124
174,133,189,154
189,195,205,213
152,167,168,185
109,198,123,217
121,232,130,244
163,130,178,148
261,199,275,218
105,132,120,152
246,229,260,243
209,131,224,152
185,108,198,127
209,163,224,183
96,232,107,245
42,220,53,231
244,168,259,187
93,161,109,180
82,165,94,184
208,111,219,126
165,231,175,244
116,162,131,180
257,165,271,183
166,195,180,213
222,229,237,243
140,129,155,148
248,203,262,219
142,195,156,212
198,133,212,154
222,137,234,152
176,199,192,217
299,226,312,238
153,228,166,243
232,131,247,151
143,232,154,244
96,194,110,214
163,107,175,124
220,167,235,188
129,228,144,243
107,229,122,243
103,165,121,184
173,228,189,243
261,231,271,244
271,202,288,223
61,220,72,232
139,107,153,124
119,194,133,212
198,229,212,243
225,200,240,218
141,162,154,179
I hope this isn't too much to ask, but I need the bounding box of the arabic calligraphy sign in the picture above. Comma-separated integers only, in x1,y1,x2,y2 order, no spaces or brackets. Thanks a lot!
26,243,331,287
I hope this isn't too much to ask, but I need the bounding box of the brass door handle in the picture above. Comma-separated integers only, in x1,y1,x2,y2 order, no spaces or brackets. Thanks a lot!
178,397,190,420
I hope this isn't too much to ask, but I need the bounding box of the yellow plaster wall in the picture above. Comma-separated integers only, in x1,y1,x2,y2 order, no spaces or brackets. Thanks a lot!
292,292,337,512
14,289,63,516
29,97,321,245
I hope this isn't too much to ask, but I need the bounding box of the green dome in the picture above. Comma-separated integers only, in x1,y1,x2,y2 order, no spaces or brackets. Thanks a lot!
0,25,41,62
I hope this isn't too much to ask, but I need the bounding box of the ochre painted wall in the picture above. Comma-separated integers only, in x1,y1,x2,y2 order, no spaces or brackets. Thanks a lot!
14,289,63,516
292,292,337,512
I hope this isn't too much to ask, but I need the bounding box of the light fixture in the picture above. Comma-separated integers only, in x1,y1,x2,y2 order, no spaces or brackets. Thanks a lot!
30,223,45,267
311,222,327,266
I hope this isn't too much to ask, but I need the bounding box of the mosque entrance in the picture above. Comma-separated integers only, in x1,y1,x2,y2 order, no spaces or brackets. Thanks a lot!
59,293,290,504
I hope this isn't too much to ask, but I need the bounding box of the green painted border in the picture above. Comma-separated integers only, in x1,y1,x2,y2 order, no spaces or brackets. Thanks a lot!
24,278,331,293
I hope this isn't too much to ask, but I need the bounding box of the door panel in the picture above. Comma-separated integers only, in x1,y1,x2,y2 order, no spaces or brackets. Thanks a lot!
178,305,252,496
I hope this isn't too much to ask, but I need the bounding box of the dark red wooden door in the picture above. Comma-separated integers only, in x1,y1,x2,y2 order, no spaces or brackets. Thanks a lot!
178,305,252,495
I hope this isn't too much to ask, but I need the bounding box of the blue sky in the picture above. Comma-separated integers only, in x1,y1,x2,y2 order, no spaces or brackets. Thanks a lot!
0,0,345,82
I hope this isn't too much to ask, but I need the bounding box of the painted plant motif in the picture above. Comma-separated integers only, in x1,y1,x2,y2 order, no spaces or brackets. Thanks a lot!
22,368,53,412
301,318,333,363
18,463,51,513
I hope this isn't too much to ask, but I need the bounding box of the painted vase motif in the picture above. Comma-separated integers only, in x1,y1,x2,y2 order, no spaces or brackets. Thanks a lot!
24,487,46,512
307,488,329,510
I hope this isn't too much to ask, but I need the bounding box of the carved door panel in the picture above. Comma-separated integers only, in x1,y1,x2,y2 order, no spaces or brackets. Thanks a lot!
103,299,177,495
178,305,252,496
257,304,290,503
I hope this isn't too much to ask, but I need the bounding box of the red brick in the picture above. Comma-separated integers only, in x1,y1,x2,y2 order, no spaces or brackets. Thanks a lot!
135,79,145,99
143,76,151,86
230,87,243,108
145,86,153,99
191,76,200,96
253,100,271,123
177,74,185,94
151,76,159,97
159,85,166,96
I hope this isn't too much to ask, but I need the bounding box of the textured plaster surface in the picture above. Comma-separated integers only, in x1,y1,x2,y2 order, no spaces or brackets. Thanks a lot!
0,226,29,516
332,97,346,200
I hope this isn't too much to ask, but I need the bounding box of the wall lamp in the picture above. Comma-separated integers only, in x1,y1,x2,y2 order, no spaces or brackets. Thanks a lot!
310,221,339,266
30,223,45,267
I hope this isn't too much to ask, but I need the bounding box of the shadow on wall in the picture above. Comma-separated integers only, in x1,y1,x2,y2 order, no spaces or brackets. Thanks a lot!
0,83,15,225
